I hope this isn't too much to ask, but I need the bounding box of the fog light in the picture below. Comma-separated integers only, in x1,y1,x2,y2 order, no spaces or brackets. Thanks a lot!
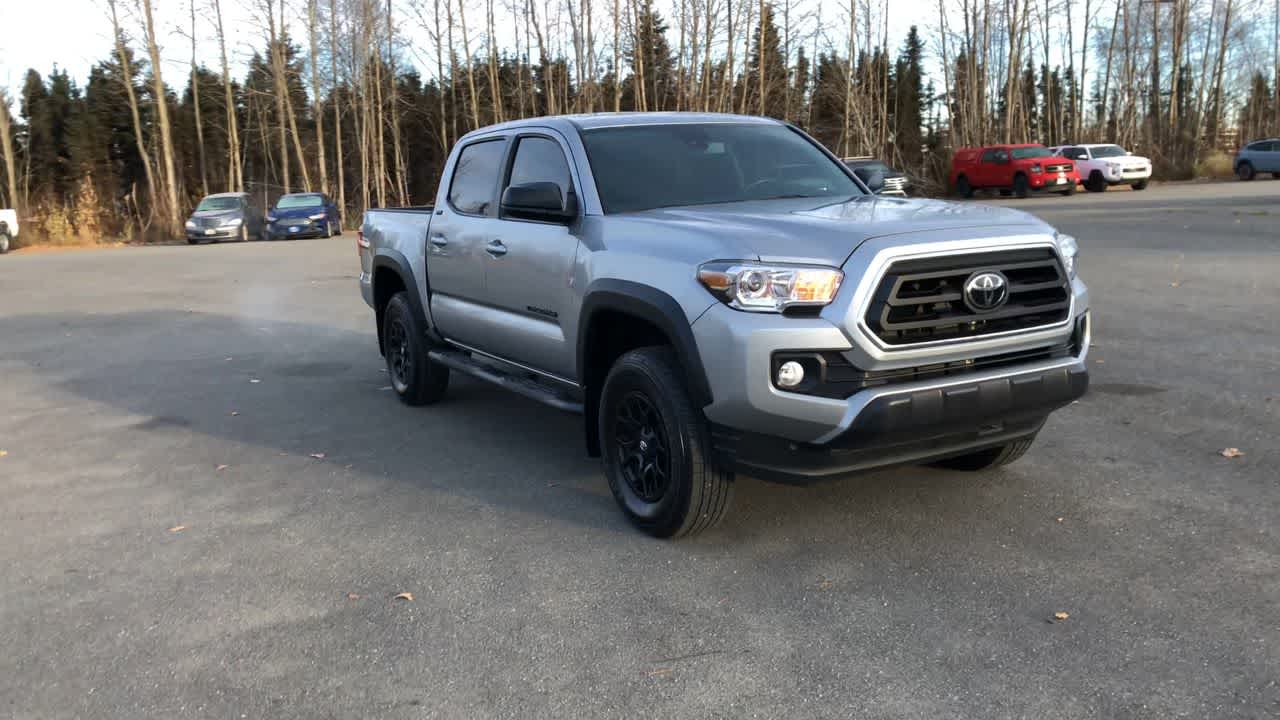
776,361,805,388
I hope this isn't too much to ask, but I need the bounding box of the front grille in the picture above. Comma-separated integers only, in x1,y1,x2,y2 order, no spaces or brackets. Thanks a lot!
197,217,221,228
864,248,1071,346
1045,163,1073,173
774,314,1087,400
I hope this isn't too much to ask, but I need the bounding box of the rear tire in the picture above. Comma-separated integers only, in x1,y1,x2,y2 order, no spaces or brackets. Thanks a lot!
1085,171,1106,192
933,435,1037,471
0,232,9,254
1272,173,1280,180
383,292,449,406
1237,162,1256,181
1013,173,1030,198
955,176,973,199
599,347,733,538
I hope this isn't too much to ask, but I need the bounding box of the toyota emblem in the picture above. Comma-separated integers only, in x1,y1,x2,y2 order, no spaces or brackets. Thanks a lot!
963,271,1009,313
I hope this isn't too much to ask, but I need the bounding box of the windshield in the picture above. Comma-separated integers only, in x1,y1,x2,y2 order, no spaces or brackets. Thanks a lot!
1090,145,1127,159
276,194,323,209
1011,147,1053,160
581,123,862,214
195,197,240,212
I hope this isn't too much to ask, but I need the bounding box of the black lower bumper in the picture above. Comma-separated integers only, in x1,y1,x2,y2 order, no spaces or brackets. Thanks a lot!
712,361,1089,483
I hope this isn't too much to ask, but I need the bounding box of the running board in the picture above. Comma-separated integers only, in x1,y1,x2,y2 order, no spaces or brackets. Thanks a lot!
427,348,584,414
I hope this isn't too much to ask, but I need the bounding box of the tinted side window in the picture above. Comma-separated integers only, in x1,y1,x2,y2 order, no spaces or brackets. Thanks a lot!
981,149,999,163
507,137,572,191
448,140,505,214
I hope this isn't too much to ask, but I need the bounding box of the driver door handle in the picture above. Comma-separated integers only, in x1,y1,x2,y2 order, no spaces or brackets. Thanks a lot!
486,239,508,257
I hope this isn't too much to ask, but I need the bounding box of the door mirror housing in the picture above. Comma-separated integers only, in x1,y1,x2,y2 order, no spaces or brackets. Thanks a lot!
854,168,886,194
501,181,576,223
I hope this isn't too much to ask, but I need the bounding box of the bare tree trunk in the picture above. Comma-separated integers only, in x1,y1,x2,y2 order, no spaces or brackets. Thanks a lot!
190,0,209,198
266,0,291,192
0,90,19,215
279,0,313,191
613,0,622,111
309,0,330,196
388,0,408,205
458,0,482,126
330,0,346,224
486,0,506,121
108,0,158,218
141,0,181,232
213,0,243,190
842,0,855,155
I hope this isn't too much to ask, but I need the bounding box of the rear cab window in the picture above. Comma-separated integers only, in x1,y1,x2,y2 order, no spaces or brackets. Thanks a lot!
506,136,573,193
448,139,507,215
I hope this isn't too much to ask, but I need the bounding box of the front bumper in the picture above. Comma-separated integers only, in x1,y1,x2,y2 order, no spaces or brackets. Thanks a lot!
690,235,1091,480
1029,174,1079,191
186,228,239,240
269,221,324,238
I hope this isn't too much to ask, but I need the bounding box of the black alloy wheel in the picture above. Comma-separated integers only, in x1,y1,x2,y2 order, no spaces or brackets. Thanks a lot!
613,391,672,504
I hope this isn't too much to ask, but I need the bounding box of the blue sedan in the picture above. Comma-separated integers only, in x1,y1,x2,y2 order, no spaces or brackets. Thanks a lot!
266,193,342,239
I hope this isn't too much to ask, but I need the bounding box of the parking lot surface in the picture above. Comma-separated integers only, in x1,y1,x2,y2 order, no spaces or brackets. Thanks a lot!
2,182,1278,719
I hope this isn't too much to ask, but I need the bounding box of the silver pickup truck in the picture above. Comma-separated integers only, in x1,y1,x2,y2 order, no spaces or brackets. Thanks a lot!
359,113,1090,538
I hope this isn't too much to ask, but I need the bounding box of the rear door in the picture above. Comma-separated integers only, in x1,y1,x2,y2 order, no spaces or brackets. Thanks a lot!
1261,141,1280,172
480,133,582,378
426,136,508,347
979,148,1007,187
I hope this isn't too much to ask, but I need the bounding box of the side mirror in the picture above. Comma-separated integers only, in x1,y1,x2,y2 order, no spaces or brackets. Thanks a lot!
855,168,886,194
501,181,576,223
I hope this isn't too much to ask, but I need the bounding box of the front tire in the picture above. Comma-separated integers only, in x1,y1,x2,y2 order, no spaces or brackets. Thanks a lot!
1132,179,1149,191
382,292,449,406
933,435,1037,471
1237,162,1256,181
0,232,9,254
599,347,733,538
239,225,250,242
1013,173,1030,198
1085,171,1106,192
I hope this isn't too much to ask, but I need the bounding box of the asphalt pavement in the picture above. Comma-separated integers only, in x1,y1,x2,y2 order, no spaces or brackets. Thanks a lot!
1,181,1278,719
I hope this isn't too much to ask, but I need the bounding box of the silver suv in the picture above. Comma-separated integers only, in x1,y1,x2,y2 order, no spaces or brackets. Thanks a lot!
360,113,1091,538
1235,138,1280,181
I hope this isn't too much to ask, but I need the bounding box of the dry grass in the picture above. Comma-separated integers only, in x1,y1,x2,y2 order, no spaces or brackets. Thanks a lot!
1196,151,1237,180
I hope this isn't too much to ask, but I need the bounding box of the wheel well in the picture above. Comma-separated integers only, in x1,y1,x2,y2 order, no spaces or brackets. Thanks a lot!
373,266,407,355
581,310,672,457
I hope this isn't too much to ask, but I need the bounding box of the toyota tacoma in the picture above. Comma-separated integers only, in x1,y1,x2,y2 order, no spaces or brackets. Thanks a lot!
359,113,1090,538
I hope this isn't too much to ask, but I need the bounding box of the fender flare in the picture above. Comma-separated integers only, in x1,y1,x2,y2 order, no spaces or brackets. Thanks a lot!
371,249,431,350
577,279,714,409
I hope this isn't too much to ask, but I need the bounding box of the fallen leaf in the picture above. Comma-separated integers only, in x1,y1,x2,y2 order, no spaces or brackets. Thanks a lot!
1169,281,1181,288
309,452,327,460
168,525,186,533
815,576,834,591
646,668,673,678
1056,517,1065,523
216,464,229,471
393,592,414,601
1219,447,1244,458
0,450,8,458
1053,611,1070,621
224,357,233,361
346,592,361,600
379,385,393,391
248,378,262,384
229,411,240,417
1095,359,1105,364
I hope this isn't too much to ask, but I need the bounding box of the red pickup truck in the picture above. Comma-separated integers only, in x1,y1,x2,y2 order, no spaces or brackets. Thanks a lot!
951,145,1079,198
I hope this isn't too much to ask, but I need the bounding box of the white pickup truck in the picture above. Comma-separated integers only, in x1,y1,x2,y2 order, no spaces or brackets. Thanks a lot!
0,208,17,254
1050,144,1152,192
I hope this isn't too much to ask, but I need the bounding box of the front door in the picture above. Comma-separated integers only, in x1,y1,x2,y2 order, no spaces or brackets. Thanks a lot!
481,133,582,379
426,137,508,348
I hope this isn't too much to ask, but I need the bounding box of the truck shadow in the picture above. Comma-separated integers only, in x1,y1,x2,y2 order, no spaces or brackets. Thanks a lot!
1,308,1023,545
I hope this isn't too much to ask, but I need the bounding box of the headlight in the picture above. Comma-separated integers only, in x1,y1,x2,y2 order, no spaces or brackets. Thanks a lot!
309,212,327,221
1030,164,1043,173
184,220,196,229
697,262,843,313
1107,162,1121,171
1056,233,1079,279
266,214,277,222
223,218,243,227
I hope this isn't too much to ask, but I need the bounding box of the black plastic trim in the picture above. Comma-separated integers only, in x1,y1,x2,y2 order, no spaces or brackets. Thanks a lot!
372,250,431,345
578,280,714,409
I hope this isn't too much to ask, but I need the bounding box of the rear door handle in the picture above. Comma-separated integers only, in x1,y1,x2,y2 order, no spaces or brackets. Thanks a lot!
429,235,448,249
486,240,508,257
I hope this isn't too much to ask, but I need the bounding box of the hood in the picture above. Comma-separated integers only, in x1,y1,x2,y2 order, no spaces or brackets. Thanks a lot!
617,196,1051,267
190,209,243,223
